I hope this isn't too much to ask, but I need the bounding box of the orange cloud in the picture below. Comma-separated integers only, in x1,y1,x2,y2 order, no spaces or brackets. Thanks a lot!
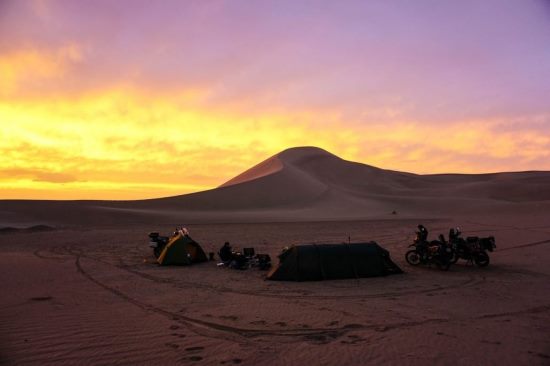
349,118,550,173
0,168,77,183
0,44,84,97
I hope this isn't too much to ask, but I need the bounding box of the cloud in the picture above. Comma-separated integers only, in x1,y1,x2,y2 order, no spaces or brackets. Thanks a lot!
2,1,549,120
350,116,550,173
0,43,85,97
0,168,77,183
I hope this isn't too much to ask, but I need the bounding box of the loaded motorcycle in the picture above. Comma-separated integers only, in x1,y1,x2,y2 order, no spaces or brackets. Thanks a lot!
406,233,454,271
449,228,495,267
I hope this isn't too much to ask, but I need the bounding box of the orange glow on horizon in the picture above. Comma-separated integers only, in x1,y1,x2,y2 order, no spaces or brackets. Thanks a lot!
2,86,549,200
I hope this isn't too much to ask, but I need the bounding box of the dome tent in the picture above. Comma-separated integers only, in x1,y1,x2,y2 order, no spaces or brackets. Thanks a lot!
157,233,208,265
267,242,402,281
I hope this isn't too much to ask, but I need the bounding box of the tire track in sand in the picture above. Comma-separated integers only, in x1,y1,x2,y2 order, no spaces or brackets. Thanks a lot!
65,245,550,342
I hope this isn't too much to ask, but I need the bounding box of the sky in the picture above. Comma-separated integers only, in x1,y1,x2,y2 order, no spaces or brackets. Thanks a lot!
1,0,549,200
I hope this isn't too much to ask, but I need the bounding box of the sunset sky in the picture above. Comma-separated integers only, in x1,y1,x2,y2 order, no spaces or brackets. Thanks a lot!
1,0,549,200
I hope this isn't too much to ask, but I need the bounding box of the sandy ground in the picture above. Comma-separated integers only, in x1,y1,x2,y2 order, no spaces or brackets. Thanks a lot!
1,214,549,365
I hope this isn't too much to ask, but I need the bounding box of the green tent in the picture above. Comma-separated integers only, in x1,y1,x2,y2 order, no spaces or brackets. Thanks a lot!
157,233,208,266
266,242,402,281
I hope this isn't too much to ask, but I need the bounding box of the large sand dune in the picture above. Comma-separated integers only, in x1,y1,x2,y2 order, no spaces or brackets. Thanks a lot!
1,146,550,226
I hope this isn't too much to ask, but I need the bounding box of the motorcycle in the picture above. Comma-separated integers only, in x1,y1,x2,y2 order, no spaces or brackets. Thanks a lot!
405,233,454,271
449,231,495,267
148,232,169,258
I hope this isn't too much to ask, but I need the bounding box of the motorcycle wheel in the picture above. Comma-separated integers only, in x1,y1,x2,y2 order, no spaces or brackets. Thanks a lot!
474,252,490,267
405,250,421,266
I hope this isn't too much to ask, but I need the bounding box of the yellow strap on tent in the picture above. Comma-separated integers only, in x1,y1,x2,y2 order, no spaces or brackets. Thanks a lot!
157,233,182,264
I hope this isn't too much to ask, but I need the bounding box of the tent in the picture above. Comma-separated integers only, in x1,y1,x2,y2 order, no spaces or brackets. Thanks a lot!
266,242,402,281
157,234,208,265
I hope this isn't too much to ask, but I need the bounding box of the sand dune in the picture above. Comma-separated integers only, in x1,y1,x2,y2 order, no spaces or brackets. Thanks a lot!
1,146,550,226
220,153,284,188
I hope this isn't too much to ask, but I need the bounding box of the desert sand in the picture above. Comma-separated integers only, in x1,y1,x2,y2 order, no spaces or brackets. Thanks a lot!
1,147,549,365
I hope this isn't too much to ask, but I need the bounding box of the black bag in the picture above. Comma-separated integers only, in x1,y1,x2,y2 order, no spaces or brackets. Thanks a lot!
257,254,271,270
